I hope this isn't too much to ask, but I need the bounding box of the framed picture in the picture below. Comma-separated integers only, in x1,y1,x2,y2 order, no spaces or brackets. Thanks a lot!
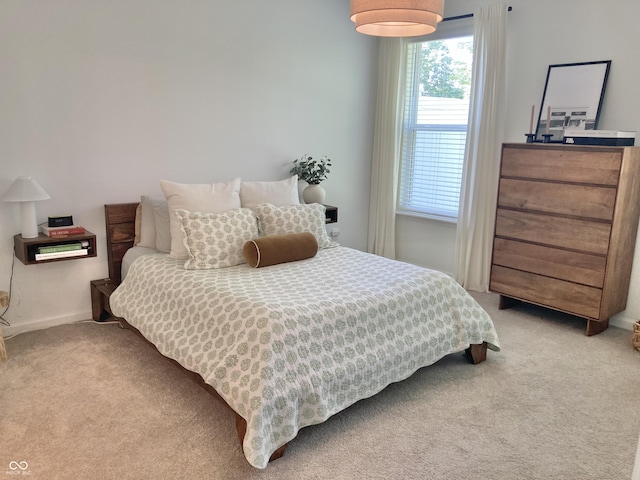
536,60,611,142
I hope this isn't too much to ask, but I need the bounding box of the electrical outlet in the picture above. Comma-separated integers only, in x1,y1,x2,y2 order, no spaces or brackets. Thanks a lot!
330,228,341,239
0,291,9,308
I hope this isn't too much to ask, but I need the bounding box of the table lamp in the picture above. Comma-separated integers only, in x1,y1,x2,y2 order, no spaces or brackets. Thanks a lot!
2,176,51,238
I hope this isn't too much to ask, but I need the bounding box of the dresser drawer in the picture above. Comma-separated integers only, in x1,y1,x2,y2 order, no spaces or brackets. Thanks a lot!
490,265,602,319
495,209,611,255
498,178,616,220
501,145,622,185
492,238,606,288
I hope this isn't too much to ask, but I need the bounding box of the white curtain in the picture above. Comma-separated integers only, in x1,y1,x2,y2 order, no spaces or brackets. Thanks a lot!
367,38,407,259
454,4,508,291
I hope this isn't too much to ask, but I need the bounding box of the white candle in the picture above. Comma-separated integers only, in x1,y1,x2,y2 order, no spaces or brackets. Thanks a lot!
529,105,534,134
546,106,551,134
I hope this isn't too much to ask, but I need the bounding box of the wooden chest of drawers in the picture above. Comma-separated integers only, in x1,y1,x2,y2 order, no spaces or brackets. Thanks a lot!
489,143,640,335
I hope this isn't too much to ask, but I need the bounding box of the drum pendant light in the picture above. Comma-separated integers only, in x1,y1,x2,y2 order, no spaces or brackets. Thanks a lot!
350,0,444,37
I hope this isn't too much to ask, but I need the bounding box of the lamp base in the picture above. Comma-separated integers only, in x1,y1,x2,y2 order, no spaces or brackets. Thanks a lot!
20,201,39,238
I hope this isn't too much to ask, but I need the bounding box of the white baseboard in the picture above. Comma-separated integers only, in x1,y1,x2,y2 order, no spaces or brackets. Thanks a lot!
611,314,636,331
1,311,93,338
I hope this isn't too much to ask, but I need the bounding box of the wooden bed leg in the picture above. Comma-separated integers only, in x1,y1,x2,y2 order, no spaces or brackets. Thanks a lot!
269,443,288,461
498,295,519,310
465,342,488,364
235,413,247,446
235,413,287,463
585,318,609,336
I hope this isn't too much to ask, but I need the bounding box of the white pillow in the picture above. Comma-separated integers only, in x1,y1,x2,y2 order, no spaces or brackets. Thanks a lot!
160,179,242,259
138,196,169,249
176,208,259,269
152,201,172,253
254,203,338,249
240,176,300,209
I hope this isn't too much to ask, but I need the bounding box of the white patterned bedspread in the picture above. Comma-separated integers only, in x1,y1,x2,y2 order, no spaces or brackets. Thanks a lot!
110,246,500,468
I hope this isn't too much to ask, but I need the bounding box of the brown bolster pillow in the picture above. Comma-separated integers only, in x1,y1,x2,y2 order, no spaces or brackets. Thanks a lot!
243,232,318,268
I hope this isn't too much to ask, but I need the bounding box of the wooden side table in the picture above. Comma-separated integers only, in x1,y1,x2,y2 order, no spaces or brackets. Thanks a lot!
323,205,338,224
90,278,119,321
14,231,97,265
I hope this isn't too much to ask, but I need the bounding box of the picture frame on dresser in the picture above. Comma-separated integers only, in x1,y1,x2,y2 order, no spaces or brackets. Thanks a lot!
535,60,611,142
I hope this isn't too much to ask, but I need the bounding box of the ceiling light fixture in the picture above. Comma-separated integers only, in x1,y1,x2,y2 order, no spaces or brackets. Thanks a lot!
350,0,444,37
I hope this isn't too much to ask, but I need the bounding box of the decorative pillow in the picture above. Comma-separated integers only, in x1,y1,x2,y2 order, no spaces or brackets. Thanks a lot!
240,176,300,209
254,203,338,249
243,232,318,268
176,208,259,269
160,178,241,259
138,195,169,250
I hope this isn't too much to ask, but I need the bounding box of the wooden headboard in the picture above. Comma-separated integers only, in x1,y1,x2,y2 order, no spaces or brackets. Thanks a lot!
105,203,138,284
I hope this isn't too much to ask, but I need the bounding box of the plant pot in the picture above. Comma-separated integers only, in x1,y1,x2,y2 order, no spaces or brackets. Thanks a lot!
303,184,326,204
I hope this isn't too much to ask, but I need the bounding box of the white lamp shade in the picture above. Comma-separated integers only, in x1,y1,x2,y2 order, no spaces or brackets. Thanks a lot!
350,0,444,37
2,176,50,202
2,176,50,238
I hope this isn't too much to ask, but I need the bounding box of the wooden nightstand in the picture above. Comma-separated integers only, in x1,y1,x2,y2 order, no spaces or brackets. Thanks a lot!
90,278,119,321
324,205,338,224
14,231,97,265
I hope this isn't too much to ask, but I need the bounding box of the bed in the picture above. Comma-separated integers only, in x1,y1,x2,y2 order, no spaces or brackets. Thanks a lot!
104,186,500,469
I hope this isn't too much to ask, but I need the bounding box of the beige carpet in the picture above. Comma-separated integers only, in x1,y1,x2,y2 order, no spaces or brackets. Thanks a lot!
1,292,639,480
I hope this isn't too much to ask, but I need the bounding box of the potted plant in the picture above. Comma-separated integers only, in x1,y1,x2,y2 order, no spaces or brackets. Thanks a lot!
289,154,332,204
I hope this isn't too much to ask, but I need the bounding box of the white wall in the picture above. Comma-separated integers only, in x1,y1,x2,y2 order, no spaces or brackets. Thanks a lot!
0,0,379,336
396,0,640,330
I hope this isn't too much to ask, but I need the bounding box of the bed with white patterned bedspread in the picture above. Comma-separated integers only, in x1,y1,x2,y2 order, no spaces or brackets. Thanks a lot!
110,245,500,469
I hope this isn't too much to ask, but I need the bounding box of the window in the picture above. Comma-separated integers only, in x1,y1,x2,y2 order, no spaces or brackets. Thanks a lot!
398,35,473,222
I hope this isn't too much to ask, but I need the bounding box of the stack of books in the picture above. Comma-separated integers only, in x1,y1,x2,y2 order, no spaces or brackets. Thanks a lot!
40,225,85,237
35,241,90,261
563,129,636,146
